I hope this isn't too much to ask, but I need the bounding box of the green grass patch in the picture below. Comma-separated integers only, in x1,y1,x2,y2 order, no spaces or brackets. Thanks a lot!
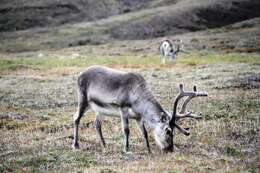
170,168,181,173
0,55,160,71
0,53,260,72
178,53,260,65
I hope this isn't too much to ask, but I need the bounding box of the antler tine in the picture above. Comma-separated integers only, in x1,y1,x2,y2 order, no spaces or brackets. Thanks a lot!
175,44,180,54
170,84,208,136
177,39,191,54
179,83,184,92
170,83,186,127
174,123,190,136
174,84,185,111
173,84,191,135
176,112,203,119
178,85,207,118
193,85,197,92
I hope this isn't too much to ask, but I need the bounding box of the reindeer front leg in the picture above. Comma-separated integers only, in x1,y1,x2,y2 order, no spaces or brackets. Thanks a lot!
95,113,106,147
160,55,163,64
136,119,151,153
160,49,165,64
120,107,130,153
171,53,177,63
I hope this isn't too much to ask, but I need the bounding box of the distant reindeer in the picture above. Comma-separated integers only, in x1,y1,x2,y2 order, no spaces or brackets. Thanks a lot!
73,65,207,153
159,39,183,64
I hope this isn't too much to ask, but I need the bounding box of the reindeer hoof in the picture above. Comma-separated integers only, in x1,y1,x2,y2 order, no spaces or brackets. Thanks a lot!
123,148,132,154
72,143,80,150
101,142,106,148
124,151,133,154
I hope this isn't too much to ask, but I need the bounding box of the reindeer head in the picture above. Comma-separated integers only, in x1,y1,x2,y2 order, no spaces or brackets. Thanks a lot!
169,39,184,62
153,113,174,152
156,84,208,152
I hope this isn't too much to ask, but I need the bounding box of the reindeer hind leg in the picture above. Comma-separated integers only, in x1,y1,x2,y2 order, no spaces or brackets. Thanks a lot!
73,89,88,149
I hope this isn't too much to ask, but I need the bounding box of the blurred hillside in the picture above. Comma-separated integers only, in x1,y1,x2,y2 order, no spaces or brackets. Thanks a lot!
0,0,176,32
0,0,260,52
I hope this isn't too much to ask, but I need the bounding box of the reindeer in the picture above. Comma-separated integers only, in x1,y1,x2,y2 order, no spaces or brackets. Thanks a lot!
72,65,207,153
159,39,183,64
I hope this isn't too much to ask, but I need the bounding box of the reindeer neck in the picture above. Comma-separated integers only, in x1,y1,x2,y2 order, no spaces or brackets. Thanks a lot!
146,101,165,129
131,94,165,129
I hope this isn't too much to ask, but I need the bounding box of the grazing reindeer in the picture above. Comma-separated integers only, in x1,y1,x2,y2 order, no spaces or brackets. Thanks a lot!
159,39,182,64
73,65,207,153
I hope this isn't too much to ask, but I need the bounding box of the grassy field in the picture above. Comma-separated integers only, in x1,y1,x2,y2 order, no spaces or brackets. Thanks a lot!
1,52,259,70
0,51,259,172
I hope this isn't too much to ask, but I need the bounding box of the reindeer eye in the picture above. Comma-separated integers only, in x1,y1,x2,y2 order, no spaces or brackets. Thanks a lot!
160,116,167,122
165,128,172,135
166,130,171,135
151,118,159,123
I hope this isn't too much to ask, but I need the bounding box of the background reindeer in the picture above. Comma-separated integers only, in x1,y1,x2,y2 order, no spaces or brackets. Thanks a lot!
159,38,183,64
73,66,207,153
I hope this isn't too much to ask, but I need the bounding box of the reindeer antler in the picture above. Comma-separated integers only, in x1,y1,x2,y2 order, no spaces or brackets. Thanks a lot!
174,39,181,54
174,39,190,54
170,84,208,136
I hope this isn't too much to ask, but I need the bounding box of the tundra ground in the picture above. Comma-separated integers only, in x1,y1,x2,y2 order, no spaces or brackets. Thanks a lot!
0,50,259,172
